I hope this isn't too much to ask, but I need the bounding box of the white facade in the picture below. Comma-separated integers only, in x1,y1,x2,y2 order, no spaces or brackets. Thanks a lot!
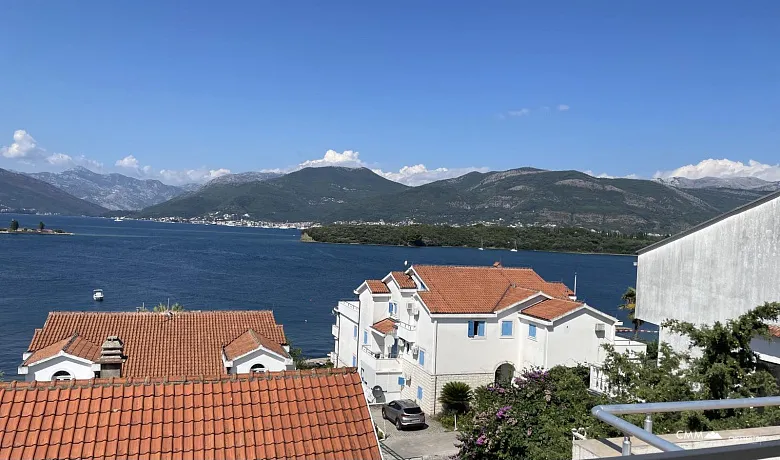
635,191,780,356
19,353,96,382
226,347,294,374
332,269,640,414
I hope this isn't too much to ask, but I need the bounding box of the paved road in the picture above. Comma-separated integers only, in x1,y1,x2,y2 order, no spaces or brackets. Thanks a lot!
370,406,460,459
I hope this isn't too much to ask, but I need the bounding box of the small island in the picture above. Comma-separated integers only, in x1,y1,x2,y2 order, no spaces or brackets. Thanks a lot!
302,224,665,255
0,219,73,235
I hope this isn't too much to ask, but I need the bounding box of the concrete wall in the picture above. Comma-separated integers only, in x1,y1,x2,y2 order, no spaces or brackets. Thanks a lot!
25,355,94,381
636,194,780,355
232,348,291,373
518,317,548,368
546,309,616,368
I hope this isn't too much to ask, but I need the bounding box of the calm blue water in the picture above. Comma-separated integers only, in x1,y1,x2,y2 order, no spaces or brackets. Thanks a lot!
0,214,639,378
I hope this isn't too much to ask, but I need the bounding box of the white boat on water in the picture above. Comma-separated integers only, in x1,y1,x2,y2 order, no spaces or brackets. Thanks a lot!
478,239,484,250
510,240,518,252
93,289,104,302
114,217,123,222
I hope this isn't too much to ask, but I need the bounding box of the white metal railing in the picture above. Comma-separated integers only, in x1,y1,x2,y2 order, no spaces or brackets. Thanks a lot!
338,300,360,311
589,364,611,396
396,321,416,343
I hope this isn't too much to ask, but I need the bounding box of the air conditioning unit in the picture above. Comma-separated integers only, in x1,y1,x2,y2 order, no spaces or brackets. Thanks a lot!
406,302,414,311
411,305,420,316
411,345,419,356
595,323,606,333
404,374,412,384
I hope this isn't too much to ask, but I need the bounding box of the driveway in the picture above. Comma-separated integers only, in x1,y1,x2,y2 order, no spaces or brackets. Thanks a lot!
369,406,460,459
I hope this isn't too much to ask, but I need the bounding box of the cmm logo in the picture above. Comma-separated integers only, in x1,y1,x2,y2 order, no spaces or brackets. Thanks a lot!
676,431,723,440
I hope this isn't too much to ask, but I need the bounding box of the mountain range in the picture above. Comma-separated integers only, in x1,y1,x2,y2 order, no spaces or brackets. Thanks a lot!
28,167,187,210
138,166,771,233
0,168,107,216
655,176,780,192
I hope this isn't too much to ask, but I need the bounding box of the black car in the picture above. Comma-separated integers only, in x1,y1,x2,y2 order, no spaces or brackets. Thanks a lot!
381,399,426,430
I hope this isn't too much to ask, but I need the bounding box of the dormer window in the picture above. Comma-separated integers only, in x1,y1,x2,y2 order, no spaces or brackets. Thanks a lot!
52,370,73,381
250,363,266,373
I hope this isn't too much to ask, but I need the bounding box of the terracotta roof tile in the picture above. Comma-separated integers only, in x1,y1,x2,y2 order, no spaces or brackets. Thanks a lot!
390,271,417,289
371,318,397,335
0,368,381,460
769,325,780,338
365,280,390,294
23,334,102,365
521,298,584,321
412,264,574,314
25,311,287,378
223,329,289,361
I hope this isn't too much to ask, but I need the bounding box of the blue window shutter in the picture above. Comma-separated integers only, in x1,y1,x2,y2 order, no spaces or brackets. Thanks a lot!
477,321,485,337
398,376,405,386
353,325,357,338
352,355,357,366
389,302,393,314
417,386,423,400
363,331,368,344
467,320,474,338
502,321,513,336
419,350,425,366
529,324,537,338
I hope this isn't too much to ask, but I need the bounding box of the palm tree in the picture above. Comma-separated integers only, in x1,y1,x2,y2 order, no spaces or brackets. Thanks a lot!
439,381,472,414
619,287,643,333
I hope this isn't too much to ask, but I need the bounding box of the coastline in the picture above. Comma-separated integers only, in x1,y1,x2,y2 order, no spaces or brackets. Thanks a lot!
301,238,639,257
0,231,74,235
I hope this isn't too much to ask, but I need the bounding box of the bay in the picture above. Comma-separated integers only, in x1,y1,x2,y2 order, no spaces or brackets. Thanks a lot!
0,214,639,378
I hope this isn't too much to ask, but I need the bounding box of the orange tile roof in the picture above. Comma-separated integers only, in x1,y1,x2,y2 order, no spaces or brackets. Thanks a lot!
769,325,780,338
223,329,289,360
412,265,574,314
366,280,390,294
0,368,382,460
25,311,288,378
371,318,397,335
521,298,584,321
391,271,417,289
23,333,102,365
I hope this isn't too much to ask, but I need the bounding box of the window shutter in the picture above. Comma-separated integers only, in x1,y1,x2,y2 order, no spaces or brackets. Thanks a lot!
477,321,485,337
419,350,425,366
467,320,474,338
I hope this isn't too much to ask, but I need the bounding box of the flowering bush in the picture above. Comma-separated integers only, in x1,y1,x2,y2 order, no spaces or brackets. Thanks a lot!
457,366,611,460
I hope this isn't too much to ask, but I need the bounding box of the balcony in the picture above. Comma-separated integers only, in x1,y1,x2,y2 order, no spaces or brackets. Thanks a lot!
335,300,360,324
396,321,417,343
588,364,611,396
332,323,339,338
361,345,402,373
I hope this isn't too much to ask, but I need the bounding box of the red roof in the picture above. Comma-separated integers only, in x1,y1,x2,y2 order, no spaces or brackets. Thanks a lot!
23,333,101,365
371,318,397,335
25,311,288,378
390,271,417,289
520,298,585,321
769,325,780,338
0,368,382,460
223,329,289,360
365,280,390,294
412,265,574,314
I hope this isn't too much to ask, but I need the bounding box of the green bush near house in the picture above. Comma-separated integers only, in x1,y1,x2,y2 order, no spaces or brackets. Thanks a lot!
439,381,473,414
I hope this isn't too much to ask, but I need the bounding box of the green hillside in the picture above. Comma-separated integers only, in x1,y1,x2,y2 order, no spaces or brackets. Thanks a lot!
0,168,107,216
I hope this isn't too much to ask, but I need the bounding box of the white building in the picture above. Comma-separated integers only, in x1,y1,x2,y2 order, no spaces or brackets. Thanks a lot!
18,310,294,381
331,264,645,413
635,190,780,371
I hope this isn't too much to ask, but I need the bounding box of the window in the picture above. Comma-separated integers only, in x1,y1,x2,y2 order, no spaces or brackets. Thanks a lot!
501,320,513,337
250,363,266,373
397,376,405,386
363,330,368,345
353,325,358,338
418,349,425,367
388,302,397,316
528,323,537,339
52,370,73,381
352,354,357,366
467,320,486,338
417,386,423,400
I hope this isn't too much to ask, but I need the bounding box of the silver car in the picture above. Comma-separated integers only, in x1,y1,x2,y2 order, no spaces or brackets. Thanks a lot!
381,399,426,430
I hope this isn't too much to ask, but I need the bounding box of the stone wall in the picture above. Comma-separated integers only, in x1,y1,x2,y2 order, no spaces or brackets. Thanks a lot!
433,373,494,413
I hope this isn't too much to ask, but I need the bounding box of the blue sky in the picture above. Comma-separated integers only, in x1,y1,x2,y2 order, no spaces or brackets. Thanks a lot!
1,1,778,185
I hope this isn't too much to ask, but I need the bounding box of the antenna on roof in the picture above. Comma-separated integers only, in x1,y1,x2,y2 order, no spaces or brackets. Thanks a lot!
573,272,578,296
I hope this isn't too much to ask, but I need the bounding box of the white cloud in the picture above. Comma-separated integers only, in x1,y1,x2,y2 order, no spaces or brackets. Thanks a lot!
584,170,640,180
299,149,364,168
654,159,780,181
507,109,531,117
501,104,569,119
158,168,231,185
557,104,570,112
115,155,140,168
1,130,43,159
373,164,490,186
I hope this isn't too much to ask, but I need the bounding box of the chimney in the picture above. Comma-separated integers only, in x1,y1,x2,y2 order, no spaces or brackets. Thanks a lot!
97,336,126,378
493,261,502,268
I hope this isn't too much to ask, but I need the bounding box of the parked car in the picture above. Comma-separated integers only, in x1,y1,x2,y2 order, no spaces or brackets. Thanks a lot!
381,399,426,430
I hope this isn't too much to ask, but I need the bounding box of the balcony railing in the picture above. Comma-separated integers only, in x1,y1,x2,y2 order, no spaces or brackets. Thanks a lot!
396,321,417,343
361,345,401,372
591,396,780,458
589,364,611,396
336,300,360,323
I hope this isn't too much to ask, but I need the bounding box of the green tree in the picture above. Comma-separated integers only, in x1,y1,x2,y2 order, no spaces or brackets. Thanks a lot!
153,302,185,312
439,381,473,414
619,287,643,332
458,366,611,460
9,220,19,231
38,221,45,230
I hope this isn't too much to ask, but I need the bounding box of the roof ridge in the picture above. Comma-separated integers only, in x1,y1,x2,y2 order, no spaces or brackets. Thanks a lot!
414,264,534,270
48,309,277,315
61,332,81,353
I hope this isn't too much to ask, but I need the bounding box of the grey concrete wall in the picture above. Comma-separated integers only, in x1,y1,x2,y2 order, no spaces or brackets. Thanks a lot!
636,195,780,353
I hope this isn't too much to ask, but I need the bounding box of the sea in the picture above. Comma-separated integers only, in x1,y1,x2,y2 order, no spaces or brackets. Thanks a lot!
0,214,641,379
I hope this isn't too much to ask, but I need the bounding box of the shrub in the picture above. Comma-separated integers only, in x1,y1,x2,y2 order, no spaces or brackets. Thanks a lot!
439,381,472,414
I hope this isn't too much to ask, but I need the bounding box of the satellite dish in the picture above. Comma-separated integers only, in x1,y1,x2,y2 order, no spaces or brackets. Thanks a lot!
372,385,386,403
404,260,408,266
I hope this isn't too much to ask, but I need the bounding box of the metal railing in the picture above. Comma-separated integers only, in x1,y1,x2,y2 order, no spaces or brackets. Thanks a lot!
592,396,780,457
